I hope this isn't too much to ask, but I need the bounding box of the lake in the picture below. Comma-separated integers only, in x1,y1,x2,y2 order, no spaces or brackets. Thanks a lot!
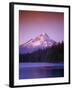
19,62,64,79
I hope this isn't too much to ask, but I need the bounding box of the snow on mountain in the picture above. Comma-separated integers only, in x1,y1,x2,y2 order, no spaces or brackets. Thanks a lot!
20,33,56,54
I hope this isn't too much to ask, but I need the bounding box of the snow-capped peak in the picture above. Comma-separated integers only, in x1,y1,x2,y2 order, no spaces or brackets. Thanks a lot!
20,33,56,54
21,33,56,48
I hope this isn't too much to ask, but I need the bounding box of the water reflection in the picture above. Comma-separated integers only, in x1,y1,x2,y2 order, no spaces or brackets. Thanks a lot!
19,63,64,79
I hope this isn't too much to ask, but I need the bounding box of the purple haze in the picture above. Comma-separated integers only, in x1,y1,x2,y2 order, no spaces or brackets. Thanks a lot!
19,11,64,45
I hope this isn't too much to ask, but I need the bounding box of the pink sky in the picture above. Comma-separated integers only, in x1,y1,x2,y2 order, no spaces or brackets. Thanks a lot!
19,11,64,45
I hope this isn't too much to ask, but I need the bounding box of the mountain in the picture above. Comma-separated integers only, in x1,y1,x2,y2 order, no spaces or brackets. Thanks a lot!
20,33,56,54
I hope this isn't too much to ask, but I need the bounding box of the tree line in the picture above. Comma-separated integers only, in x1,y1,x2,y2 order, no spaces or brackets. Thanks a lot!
19,41,64,63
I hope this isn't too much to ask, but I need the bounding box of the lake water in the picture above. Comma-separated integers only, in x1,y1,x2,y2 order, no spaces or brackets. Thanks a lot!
19,63,64,79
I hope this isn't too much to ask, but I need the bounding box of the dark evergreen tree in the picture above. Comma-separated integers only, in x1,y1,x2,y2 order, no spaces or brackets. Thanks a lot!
19,41,64,63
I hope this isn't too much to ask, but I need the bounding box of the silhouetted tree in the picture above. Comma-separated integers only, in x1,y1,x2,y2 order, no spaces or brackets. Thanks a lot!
19,41,64,63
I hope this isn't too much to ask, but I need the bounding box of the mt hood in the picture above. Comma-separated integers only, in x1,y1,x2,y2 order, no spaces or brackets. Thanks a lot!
20,33,56,54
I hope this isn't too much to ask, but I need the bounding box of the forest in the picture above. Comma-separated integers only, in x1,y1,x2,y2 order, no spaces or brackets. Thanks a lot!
19,41,64,63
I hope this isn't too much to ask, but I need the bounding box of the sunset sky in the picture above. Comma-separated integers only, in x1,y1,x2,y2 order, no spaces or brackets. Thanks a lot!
19,10,64,45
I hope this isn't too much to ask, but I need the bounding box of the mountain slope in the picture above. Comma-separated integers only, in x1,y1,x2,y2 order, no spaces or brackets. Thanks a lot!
20,33,56,54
